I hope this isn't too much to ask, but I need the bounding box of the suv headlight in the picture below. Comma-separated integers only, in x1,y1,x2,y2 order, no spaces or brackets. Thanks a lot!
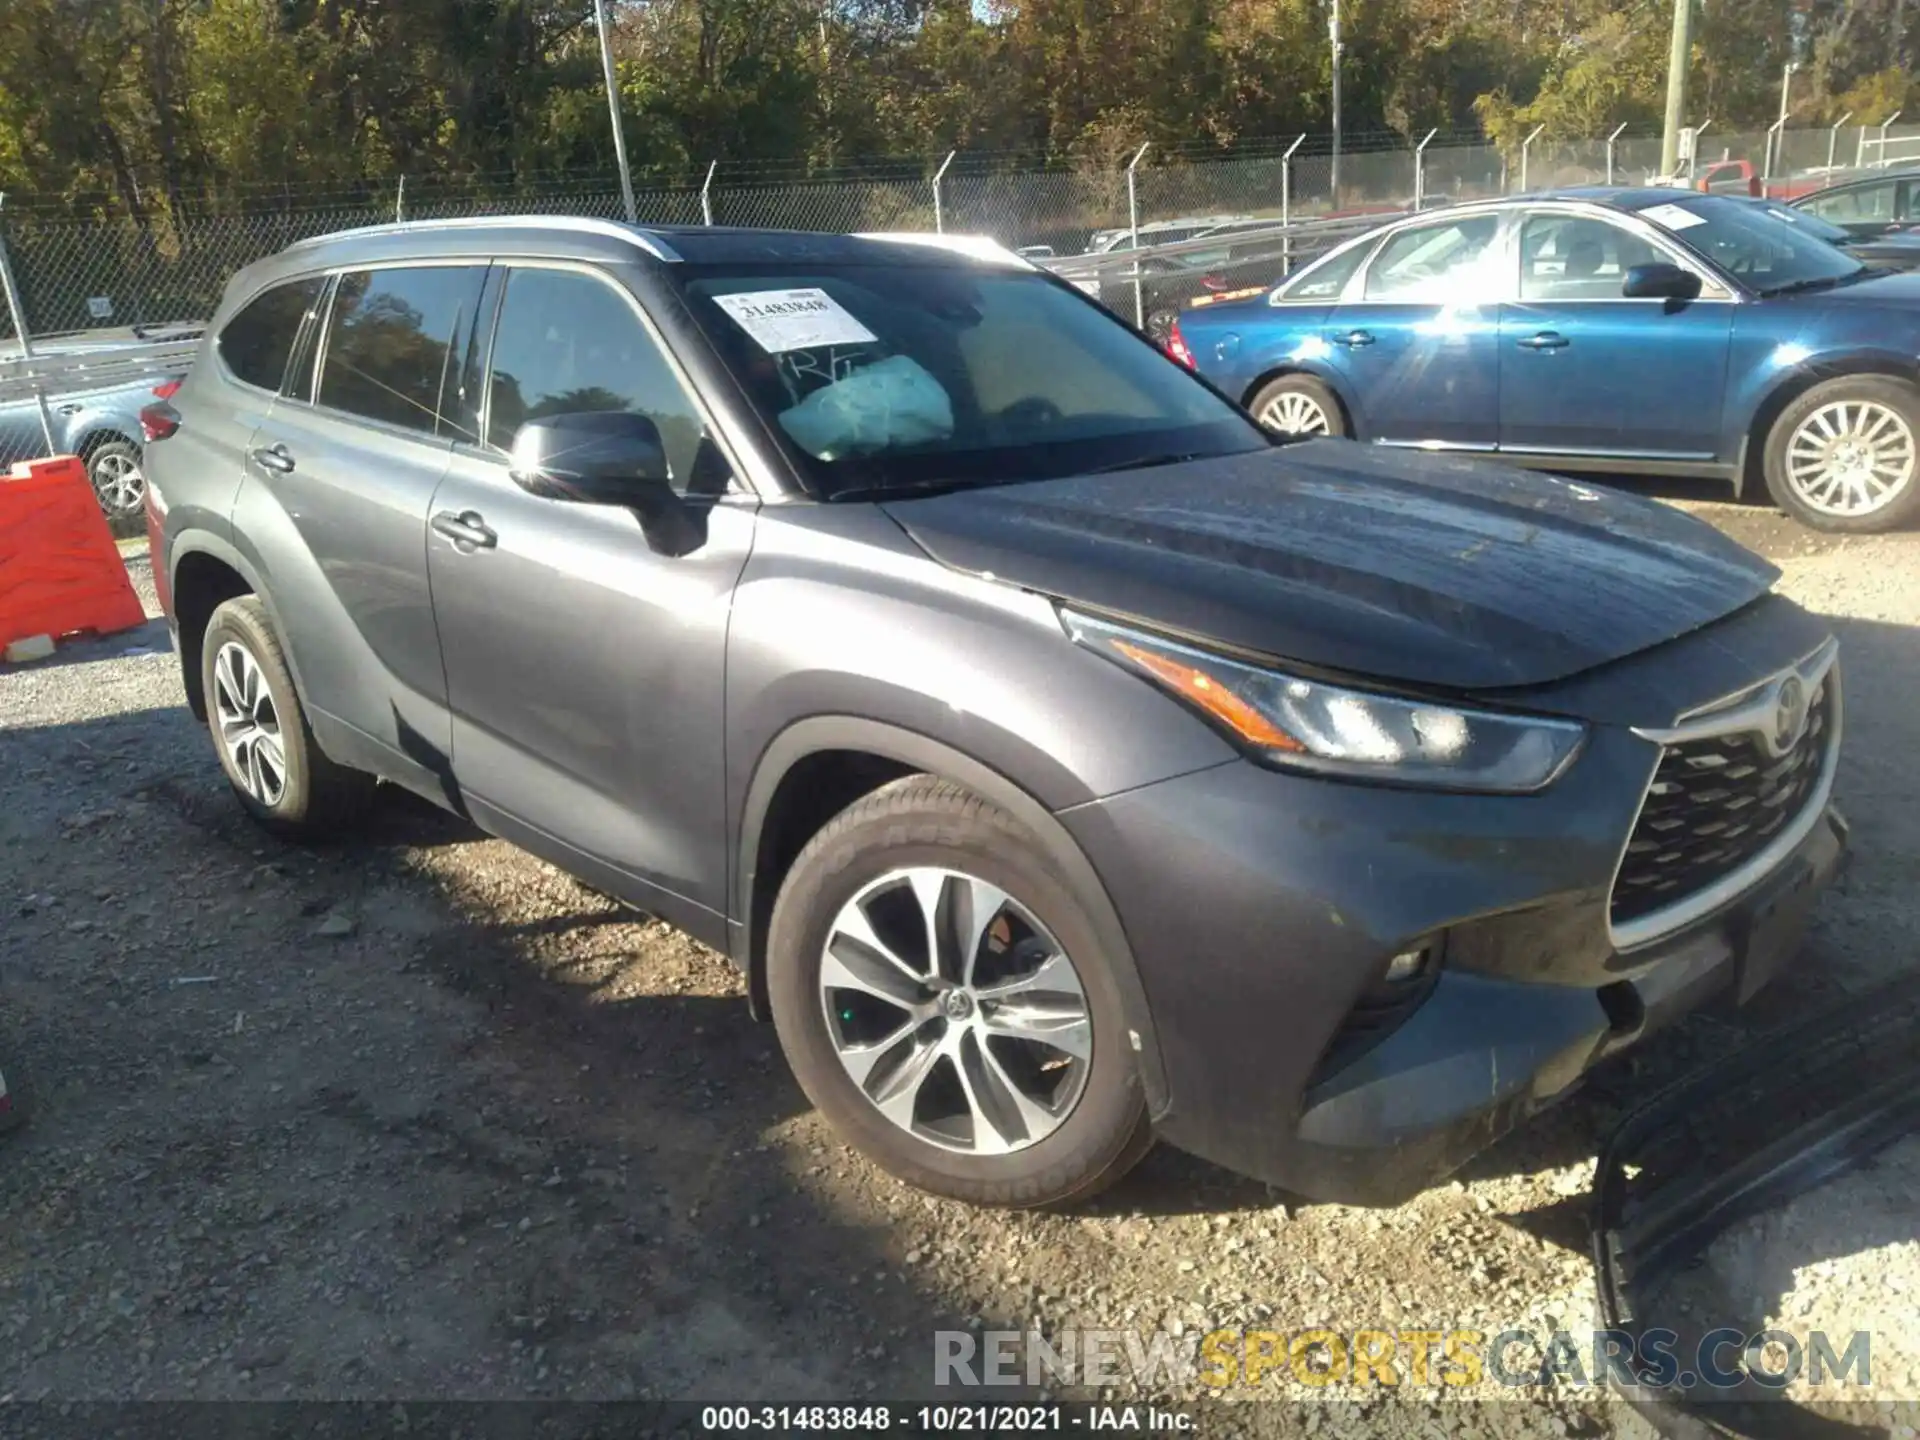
1065,610,1585,793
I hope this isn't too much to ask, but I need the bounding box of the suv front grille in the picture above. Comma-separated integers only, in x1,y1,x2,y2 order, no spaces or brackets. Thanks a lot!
1611,672,1834,930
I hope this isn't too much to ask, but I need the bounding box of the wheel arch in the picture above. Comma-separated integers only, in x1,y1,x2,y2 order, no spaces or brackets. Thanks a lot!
72,425,140,459
1241,364,1357,435
168,534,299,722
733,715,1171,1118
1742,352,1920,496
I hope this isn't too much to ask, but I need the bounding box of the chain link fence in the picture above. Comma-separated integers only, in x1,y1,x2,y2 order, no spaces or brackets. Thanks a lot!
6,122,1920,345
6,120,1920,486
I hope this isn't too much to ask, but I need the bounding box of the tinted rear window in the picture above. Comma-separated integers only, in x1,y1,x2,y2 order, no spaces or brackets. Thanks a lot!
218,277,326,392
318,265,486,434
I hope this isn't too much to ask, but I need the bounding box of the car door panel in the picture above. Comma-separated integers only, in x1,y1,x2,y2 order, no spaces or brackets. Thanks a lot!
234,262,486,790
1323,213,1504,448
1499,211,1734,460
428,262,754,925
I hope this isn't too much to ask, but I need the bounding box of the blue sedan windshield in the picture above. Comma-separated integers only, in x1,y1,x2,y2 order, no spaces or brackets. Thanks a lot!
1631,194,1866,294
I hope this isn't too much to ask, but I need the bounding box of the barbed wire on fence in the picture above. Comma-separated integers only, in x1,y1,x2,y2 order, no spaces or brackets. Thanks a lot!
3,122,1919,345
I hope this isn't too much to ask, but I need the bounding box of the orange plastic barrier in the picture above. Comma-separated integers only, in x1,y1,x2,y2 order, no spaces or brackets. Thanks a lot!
0,455,146,654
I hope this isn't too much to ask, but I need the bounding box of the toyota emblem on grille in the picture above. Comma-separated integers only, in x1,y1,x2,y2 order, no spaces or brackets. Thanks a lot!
1770,675,1809,756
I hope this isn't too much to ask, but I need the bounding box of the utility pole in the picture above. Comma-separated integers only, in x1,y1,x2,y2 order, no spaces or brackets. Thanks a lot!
594,0,639,224
1329,0,1344,202
1660,0,1693,179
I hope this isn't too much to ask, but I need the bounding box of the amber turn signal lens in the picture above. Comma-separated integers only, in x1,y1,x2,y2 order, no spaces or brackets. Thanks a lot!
1113,640,1304,752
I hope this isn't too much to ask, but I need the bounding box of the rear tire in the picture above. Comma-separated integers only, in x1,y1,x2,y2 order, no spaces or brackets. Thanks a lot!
1248,374,1347,440
200,596,375,837
767,776,1152,1208
1762,375,1920,533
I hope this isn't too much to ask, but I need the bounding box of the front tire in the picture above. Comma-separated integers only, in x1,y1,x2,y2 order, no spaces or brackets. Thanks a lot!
1248,374,1347,440
200,596,375,836
1763,376,1920,533
767,777,1151,1208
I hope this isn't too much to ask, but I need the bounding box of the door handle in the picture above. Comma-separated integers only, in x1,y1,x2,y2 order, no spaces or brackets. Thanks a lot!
1517,331,1569,351
431,509,497,551
1333,330,1376,348
250,442,296,474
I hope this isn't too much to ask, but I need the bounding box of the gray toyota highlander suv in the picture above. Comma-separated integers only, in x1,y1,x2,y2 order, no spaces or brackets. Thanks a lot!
145,217,1849,1209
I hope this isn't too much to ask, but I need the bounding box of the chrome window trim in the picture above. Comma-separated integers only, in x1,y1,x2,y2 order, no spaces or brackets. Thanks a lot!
1609,637,1842,953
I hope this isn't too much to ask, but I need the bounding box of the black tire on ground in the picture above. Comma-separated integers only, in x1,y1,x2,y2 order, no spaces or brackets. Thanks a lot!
766,776,1153,1209
1762,374,1920,534
85,439,146,521
200,596,376,836
1246,373,1348,439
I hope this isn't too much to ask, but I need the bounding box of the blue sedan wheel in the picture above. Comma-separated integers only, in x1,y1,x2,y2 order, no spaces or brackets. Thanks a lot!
1249,374,1347,440
1765,377,1920,534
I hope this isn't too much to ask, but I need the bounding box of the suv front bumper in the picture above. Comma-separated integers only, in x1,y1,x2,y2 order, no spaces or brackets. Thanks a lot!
1059,738,1850,1207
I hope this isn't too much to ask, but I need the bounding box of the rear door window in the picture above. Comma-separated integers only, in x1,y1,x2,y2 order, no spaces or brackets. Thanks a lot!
218,277,327,393
1279,241,1371,301
317,265,487,435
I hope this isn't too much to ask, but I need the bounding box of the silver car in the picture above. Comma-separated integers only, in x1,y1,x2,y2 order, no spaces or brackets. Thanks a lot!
0,329,195,520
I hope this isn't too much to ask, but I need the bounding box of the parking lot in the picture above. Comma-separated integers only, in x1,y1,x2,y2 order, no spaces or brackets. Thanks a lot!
2,484,1918,1431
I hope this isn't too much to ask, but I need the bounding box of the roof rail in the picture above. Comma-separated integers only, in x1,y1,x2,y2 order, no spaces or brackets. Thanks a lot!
278,215,681,262
853,232,1032,268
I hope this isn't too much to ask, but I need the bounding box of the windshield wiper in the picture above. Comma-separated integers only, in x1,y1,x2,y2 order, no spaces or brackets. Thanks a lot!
1758,273,1854,297
1078,452,1208,476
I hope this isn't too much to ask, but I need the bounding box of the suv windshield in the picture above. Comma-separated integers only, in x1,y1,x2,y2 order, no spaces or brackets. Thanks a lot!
1631,193,1866,294
674,261,1266,499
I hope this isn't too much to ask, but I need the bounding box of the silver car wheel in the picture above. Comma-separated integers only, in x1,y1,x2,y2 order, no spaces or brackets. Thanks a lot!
212,641,288,806
90,449,146,514
819,867,1092,1156
1786,400,1916,517
1259,391,1332,436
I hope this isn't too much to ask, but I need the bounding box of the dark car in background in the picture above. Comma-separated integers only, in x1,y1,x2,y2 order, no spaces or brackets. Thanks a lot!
1752,195,1920,271
147,218,1846,1211
1790,168,1920,242
1173,189,1920,533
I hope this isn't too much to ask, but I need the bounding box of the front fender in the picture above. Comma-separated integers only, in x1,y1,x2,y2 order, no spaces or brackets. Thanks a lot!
733,714,1175,1119
1724,329,1920,463
722,507,1241,1115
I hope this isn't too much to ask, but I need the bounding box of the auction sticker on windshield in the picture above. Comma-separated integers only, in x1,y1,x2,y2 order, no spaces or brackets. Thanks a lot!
713,288,878,352
1641,202,1708,232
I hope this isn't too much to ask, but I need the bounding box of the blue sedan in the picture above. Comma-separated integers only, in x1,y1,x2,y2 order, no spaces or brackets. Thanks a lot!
1168,188,1920,532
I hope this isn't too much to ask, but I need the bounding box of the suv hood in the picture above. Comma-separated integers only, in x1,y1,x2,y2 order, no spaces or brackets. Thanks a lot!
882,442,1778,691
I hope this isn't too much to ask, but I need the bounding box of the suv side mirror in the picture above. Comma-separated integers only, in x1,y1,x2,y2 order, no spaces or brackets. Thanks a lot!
1621,262,1703,301
508,411,671,505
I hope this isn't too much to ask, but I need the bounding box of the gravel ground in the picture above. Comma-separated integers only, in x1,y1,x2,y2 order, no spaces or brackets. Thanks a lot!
3,492,1918,1436
1654,1132,1920,1433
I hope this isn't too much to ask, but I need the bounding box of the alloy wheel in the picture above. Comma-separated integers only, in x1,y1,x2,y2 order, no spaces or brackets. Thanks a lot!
1259,391,1332,436
90,450,146,515
212,641,287,806
1785,400,1916,518
819,867,1092,1156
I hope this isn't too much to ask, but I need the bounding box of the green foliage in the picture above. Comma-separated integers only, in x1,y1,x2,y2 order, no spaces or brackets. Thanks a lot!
0,0,1914,214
